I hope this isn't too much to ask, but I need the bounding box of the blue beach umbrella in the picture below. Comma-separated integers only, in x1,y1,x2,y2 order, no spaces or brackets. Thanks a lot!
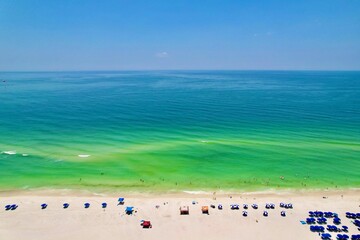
125,206,134,215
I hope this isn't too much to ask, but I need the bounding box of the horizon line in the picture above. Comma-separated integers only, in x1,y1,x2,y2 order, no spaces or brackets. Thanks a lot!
1,69,360,73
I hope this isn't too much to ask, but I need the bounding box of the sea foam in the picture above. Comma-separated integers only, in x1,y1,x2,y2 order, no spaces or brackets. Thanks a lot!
1,151,16,155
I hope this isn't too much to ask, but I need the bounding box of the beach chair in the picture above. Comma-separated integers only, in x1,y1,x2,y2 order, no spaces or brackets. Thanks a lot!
243,204,248,209
218,204,223,210
285,203,293,209
141,220,152,228
281,211,286,217
324,212,333,218
201,206,209,214
317,217,327,224
84,203,90,208
41,204,48,209
5,205,12,211
337,234,350,240
125,206,134,215
354,220,360,227
10,204,18,210
242,211,248,217
251,204,258,209
333,217,341,225
118,198,125,205
230,204,239,210
342,226,349,232
180,206,189,215
263,211,268,217
280,202,285,208
265,204,270,209
63,203,69,209
321,233,331,239
351,234,360,240
102,203,107,208
270,204,275,209
210,204,215,209
192,201,196,205
306,218,314,224
356,213,360,219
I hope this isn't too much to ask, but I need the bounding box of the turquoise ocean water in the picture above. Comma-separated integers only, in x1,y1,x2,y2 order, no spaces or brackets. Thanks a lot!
0,71,359,192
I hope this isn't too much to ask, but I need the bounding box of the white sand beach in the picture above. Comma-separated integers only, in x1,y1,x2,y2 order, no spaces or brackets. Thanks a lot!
0,189,359,240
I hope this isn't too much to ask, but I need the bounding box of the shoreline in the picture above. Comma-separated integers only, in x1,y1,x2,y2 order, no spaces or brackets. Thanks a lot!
1,187,359,198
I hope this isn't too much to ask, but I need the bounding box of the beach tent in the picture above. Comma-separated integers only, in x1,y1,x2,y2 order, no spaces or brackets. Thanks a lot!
202,206,209,214
141,221,152,228
180,206,189,215
125,206,134,215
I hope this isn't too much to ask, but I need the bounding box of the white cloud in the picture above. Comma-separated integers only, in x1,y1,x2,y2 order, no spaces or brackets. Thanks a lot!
155,52,169,58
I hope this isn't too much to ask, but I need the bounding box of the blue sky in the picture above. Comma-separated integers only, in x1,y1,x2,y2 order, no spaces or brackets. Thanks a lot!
0,0,359,70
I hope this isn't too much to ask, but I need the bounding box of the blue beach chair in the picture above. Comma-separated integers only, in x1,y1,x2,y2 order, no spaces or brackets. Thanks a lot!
251,204,258,209
242,211,248,217
243,204,248,209
285,203,293,209
102,203,107,208
321,233,331,239
230,204,239,210
84,203,90,208
354,220,360,227
41,204,48,209
5,205,12,211
281,211,286,217
338,234,350,240
63,203,69,209
333,217,341,225
10,204,18,210
263,211,268,217
118,198,125,205
218,204,223,210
